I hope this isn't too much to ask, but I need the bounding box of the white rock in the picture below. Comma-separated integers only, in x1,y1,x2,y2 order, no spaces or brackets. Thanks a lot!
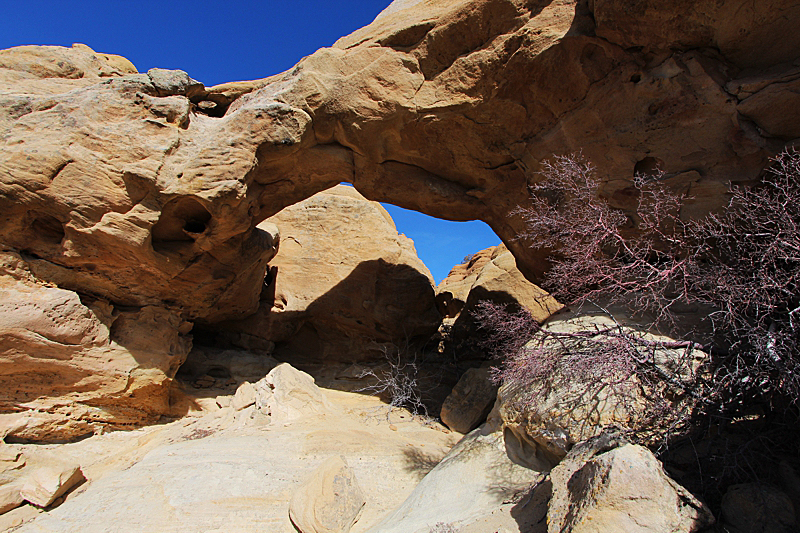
289,456,366,533
20,463,85,508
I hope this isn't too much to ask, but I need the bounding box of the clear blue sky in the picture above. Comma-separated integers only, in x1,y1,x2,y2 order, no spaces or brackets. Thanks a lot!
1,0,501,284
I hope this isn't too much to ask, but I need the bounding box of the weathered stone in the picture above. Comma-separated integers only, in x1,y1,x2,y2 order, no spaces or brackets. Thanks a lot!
9,364,457,533
437,244,562,323
721,483,796,533
548,439,714,533
231,381,256,411
436,244,562,364
498,307,707,465
211,185,440,363
1,0,799,442
0,504,40,530
20,462,85,508
289,456,366,533
254,363,336,423
0,252,192,442
0,483,23,514
366,416,544,533
440,367,498,434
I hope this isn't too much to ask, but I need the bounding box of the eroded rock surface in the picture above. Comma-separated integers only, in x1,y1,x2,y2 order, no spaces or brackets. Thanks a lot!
547,438,714,533
0,251,192,442
497,307,708,466
7,363,457,533
1,0,799,441
209,185,440,363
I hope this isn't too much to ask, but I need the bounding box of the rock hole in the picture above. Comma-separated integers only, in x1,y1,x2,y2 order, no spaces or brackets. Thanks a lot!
630,73,642,83
152,197,212,252
633,156,664,180
183,219,207,234
30,213,66,245
206,366,232,380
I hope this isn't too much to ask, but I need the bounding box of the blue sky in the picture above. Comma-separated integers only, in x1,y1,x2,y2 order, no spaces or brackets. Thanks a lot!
1,0,501,283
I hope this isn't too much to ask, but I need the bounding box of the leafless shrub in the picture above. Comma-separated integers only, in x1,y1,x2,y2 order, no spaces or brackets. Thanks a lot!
506,150,800,417
357,344,429,418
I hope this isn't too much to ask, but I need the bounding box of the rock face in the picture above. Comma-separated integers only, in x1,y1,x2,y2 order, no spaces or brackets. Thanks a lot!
437,245,562,324
3,0,798,324
0,251,192,442
289,456,366,533
435,244,562,367
547,437,714,533
210,185,440,363
1,0,799,439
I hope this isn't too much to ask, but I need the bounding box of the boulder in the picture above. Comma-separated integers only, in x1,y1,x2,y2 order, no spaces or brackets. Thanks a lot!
437,245,561,323
436,244,562,363
547,438,714,533
19,462,85,508
366,420,544,533
289,456,366,533
0,252,192,442
497,307,708,466
209,185,441,363
720,483,796,533
254,363,336,424
440,367,498,434
231,381,256,411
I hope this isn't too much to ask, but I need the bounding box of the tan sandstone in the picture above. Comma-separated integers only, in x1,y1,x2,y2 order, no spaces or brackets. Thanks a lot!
1,0,799,440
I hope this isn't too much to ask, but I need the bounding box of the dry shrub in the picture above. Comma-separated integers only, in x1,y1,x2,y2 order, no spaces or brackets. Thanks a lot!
476,150,800,498
505,150,800,416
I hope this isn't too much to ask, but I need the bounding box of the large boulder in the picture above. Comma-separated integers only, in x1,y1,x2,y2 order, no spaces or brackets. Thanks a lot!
208,185,441,363
435,244,562,366
547,437,714,533
497,307,708,466
0,252,192,442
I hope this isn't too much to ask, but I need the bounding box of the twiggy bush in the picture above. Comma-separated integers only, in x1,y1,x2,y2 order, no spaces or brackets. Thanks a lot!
357,344,430,418
502,150,800,419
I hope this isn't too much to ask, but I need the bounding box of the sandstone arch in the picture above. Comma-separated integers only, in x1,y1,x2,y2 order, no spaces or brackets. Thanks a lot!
1,0,799,440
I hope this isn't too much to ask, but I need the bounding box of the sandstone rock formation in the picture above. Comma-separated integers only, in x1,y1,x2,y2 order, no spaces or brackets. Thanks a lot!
435,244,562,367
547,437,714,533
366,420,545,533
437,244,562,324
19,462,84,508
2,0,799,441
289,456,366,533
0,251,192,442
207,185,440,363
439,366,498,434
6,363,458,533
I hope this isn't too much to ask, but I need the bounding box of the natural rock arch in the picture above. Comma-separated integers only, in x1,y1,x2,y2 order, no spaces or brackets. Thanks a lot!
2,0,800,440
